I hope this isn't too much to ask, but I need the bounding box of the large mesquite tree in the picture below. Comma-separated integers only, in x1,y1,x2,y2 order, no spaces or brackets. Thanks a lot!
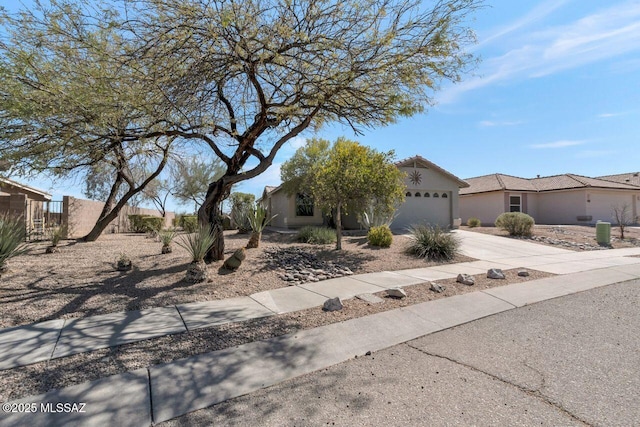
0,1,190,241
1,0,480,255
131,0,482,260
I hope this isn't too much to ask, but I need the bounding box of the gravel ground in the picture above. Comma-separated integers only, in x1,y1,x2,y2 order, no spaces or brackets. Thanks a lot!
462,224,640,250
0,229,475,328
0,268,553,402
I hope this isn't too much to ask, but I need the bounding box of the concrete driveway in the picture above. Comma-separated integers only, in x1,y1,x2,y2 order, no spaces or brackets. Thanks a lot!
161,280,640,426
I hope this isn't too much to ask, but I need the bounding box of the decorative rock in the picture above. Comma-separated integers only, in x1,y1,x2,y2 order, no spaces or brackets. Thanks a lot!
223,247,246,271
322,297,343,312
185,261,208,283
487,268,506,279
517,269,530,277
263,247,356,284
429,282,445,293
355,293,384,304
386,287,407,299
456,273,475,286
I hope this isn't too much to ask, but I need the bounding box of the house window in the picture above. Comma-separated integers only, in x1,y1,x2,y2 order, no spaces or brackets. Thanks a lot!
406,192,412,197
415,192,421,197
433,193,439,198
509,195,521,212
295,193,314,216
424,192,430,197
442,193,448,198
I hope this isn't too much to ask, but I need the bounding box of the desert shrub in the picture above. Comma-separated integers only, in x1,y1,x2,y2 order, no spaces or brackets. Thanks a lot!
296,226,336,244
177,223,216,262
142,216,164,233
495,212,534,236
466,217,481,228
0,215,28,270
405,224,459,261
229,192,255,233
179,215,198,233
128,215,164,233
128,214,146,232
367,225,393,247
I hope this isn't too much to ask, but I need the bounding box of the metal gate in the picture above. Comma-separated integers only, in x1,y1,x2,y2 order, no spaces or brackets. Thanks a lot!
25,200,64,241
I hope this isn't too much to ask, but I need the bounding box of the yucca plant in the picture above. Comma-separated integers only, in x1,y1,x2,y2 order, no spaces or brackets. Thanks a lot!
177,224,216,282
405,224,459,261
0,215,28,272
159,229,177,254
46,225,67,253
246,205,277,249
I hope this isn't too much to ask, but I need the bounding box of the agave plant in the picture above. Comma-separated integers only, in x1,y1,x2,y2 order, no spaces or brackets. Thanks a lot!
359,201,398,230
246,205,277,249
0,215,28,272
177,224,216,282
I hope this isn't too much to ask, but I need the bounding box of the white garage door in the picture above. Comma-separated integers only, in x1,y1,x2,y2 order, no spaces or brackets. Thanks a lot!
392,191,452,230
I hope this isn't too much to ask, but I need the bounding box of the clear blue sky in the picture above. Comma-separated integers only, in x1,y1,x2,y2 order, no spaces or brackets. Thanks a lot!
13,0,640,213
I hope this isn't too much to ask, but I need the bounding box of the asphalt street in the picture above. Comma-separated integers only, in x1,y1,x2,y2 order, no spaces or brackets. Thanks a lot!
161,279,640,427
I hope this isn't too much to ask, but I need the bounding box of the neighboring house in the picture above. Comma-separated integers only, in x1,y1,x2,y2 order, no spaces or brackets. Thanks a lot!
459,173,640,226
258,155,469,230
0,177,57,237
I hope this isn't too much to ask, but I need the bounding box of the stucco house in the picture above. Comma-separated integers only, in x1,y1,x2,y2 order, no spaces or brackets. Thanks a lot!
459,173,640,226
259,155,469,230
0,177,55,236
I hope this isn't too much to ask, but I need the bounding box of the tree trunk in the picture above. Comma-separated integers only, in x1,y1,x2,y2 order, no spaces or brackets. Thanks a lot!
335,201,342,250
199,178,232,261
81,174,124,241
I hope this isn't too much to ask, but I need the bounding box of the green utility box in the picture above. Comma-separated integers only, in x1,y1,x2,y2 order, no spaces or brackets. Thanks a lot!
596,221,611,245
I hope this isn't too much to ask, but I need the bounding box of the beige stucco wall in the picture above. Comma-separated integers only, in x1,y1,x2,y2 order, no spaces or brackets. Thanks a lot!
459,192,505,225
534,190,587,224
586,190,639,224
393,166,462,229
266,190,323,229
461,189,640,226
63,196,175,238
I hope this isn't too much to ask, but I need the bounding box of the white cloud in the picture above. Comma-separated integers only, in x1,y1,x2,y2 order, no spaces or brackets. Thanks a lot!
440,1,640,103
477,0,571,48
529,140,587,149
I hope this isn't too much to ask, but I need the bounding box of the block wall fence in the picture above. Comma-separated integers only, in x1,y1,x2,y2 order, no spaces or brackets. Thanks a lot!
62,196,175,238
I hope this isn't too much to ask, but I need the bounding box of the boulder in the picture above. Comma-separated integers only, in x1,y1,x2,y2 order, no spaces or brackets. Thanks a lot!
517,269,529,277
355,293,384,304
456,273,475,286
186,261,208,283
386,287,407,299
429,282,445,293
223,247,246,271
487,268,506,279
323,297,343,312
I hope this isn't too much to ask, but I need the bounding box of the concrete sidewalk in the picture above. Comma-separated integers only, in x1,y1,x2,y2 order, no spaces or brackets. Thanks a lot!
2,230,640,371
2,231,640,426
3,263,640,427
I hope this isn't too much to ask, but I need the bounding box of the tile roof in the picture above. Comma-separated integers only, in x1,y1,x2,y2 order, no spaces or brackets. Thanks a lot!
597,172,640,187
461,173,640,195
